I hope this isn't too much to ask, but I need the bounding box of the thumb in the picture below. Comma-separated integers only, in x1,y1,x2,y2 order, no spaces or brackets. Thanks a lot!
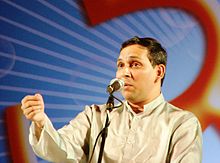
35,93,43,100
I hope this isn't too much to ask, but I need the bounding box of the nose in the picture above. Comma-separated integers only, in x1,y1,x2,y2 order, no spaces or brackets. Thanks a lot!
124,67,131,77
116,66,132,79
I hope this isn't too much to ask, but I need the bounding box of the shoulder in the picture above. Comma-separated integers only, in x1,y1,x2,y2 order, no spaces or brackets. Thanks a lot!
84,101,125,113
84,104,106,114
163,102,201,128
81,104,108,122
165,102,196,118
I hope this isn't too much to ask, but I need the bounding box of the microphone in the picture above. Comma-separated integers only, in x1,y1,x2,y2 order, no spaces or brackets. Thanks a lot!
106,78,124,94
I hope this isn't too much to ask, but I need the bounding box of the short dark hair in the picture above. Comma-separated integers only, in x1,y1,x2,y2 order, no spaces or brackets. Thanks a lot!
120,36,167,86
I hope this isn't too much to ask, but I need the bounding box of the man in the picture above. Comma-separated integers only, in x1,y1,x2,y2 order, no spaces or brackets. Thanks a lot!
21,36,202,163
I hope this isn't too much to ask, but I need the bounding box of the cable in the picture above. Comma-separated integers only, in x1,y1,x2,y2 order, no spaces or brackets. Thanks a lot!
88,95,123,162
88,127,105,163
112,94,123,109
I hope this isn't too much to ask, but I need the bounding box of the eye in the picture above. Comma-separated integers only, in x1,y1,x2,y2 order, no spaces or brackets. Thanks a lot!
131,62,141,68
117,62,124,68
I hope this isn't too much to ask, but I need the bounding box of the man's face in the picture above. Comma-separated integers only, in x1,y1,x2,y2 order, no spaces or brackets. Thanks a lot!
116,44,161,104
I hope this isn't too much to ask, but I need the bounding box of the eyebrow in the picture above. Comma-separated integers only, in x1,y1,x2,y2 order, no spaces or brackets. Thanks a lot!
117,56,142,62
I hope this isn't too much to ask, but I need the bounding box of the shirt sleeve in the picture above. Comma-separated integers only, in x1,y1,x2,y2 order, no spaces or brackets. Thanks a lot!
29,105,92,163
168,112,203,163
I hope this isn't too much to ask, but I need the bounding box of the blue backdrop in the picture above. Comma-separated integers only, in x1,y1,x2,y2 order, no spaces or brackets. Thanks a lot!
0,0,219,162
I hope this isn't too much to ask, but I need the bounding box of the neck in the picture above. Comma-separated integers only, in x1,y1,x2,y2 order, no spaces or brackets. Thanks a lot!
128,93,161,114
128,102,144,114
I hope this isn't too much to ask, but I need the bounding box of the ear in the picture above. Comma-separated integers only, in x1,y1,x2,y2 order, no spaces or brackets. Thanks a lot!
155,64,166,82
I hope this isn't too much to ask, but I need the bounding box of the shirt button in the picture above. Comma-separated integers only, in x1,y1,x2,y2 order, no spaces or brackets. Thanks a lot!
127,138,135,144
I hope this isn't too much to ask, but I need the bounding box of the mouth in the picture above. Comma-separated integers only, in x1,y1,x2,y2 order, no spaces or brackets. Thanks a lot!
124,83,132,87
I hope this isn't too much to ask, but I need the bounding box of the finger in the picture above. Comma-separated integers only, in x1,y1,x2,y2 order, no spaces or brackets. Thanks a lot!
22,100,41,110
21,95,39,105
22,106,34,116
23,105,41,116
35,93,44,104
26,108,42,120
35,93,42,99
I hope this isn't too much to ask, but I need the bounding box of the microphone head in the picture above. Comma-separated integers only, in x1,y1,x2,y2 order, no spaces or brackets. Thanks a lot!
107,78,124,94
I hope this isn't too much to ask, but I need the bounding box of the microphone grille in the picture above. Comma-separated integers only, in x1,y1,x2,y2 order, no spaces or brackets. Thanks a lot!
109,78,124,92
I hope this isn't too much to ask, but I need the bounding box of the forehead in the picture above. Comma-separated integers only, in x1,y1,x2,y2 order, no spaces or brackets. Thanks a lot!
118,44,149,61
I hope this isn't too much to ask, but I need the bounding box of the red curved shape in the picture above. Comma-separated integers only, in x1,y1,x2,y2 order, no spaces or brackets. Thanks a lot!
83,0,220,131
5,105,37,163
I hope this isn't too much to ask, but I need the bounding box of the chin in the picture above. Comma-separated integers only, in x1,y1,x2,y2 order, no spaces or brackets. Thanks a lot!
122,93,134,101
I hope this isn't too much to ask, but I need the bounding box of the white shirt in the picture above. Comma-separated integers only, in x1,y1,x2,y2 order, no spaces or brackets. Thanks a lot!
29,94,202,163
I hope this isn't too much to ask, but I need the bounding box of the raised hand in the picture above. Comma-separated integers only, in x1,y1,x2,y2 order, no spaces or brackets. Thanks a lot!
21,93,46,128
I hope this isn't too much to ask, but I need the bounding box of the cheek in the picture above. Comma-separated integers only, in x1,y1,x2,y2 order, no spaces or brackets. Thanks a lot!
135,71,154,84
116,70,121,78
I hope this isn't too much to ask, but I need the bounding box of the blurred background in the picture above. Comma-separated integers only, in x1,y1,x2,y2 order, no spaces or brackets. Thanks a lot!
0,0,220,162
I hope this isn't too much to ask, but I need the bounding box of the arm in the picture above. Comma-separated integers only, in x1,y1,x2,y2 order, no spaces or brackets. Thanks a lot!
168,114,203,163
29,112,90,162
21,94,91,162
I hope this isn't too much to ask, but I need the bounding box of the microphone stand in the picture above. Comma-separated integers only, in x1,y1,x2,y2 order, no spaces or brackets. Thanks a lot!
97,93,114,163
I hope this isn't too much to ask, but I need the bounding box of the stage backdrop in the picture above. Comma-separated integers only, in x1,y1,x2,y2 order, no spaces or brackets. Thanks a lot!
0,0,220,162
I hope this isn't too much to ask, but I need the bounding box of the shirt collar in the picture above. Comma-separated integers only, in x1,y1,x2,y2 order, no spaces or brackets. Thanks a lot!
125,93,165,116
